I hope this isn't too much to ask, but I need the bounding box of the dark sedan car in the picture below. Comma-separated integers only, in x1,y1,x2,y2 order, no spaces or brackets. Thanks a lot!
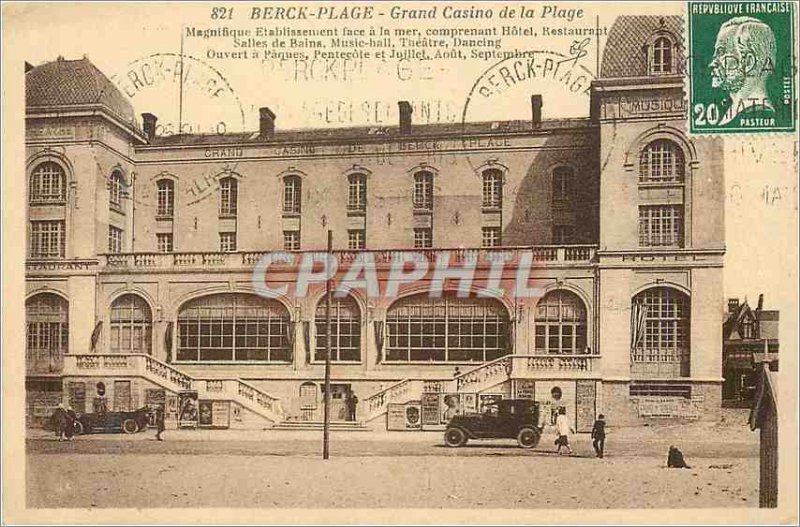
74,407,151,435
444,399,543,448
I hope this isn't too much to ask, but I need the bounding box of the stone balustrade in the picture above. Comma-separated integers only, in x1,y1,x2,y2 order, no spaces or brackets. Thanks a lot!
100,245,597,272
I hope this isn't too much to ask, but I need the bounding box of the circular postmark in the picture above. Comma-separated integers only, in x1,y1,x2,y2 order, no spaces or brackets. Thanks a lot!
101,53,248,210
110,52,246,137
459,45,598,172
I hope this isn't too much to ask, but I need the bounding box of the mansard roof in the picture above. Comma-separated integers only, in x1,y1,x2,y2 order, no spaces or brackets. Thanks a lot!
145,118,593,148
601,15,684,78
26,57,135,125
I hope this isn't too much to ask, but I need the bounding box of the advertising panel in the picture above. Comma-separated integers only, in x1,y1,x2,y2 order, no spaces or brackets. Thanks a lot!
177,390,198,429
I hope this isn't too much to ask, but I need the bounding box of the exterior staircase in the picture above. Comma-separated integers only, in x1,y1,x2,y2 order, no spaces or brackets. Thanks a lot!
271,420,371,431
62,353,285,424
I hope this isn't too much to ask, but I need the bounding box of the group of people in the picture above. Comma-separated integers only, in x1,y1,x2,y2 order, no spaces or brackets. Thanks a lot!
553,406,606,459
49,403,78,441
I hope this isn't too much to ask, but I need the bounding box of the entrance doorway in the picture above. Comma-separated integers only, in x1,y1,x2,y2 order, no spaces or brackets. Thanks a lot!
324,383,352,421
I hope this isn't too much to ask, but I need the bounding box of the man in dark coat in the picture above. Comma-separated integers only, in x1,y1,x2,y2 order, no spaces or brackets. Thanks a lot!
346,392,359,422
591,414,606,458
50,403,68,441
155,405,166,441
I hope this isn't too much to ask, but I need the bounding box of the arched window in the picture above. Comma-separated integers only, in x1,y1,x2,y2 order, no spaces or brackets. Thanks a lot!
26,293,69,373
177,294,291,362
385,293,510,362
631,288,690,377
347,173,367,212
651,37,673,74
156,179,174,217
413,171,434,211
30,162,66,204
110,294,153,354
482,169,503,208
639,140,685,183
534,290,588,354
283,175,302,214
315,295,361,362
109,170,124,209
219,177,238,216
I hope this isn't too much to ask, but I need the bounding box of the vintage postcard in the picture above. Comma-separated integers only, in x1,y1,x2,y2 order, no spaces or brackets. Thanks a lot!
2,1,797,524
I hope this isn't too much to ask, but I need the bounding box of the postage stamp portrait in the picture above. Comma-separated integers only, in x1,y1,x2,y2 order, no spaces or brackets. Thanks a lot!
688,1,796,134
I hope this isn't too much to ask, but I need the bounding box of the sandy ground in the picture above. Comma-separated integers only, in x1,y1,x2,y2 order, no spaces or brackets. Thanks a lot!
27,452,756,509
26,409,760,509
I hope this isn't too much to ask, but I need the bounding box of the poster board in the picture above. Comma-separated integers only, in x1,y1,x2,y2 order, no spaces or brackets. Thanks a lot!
387,402,422,431
575,380,597,433
478,393,504,414
177,390,198,429
199,400,231,429
515,380,536,400
420,392,440,427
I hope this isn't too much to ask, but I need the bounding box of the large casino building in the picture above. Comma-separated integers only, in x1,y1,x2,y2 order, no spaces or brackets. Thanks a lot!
24,16,725,431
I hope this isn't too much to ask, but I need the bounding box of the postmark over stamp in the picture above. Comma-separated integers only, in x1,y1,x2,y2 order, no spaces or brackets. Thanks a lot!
688,1,796,134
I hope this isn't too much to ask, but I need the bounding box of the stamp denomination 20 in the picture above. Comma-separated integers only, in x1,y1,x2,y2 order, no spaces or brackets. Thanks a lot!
688,1,796,134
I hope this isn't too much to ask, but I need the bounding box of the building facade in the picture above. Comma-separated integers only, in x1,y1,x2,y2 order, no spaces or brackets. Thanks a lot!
25,16,725,430
722,295,780,407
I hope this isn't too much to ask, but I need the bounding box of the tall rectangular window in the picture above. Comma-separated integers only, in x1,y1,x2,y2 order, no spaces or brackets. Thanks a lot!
220,232,237,252
219,178,238,216
553,167,573,201
553,225,574,244
482,170,503,208
348,229,365,250
156,179,174,217
108,226,123,254
414,227,433,249
283,176,302,215
347,174,367,212
481,227,501,248
29,221,65,258
157,233,173,253
109,171,123,210
283,230,300,251
639,205,683,247
413,171,433,211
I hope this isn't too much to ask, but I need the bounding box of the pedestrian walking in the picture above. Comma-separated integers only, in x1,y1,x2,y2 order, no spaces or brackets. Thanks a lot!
554,406,574,455
64,406,78,441
50,403,68,441
155,405,165,441
346,392,359,422
591,414,606,458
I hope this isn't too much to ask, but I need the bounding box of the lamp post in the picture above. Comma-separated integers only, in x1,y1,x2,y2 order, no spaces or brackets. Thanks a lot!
323,230,332,460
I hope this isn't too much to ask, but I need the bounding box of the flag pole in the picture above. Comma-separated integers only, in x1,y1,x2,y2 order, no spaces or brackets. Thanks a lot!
323,230,333,460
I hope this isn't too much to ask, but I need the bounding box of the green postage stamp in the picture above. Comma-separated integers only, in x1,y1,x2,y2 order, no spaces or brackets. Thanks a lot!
688,1,796,134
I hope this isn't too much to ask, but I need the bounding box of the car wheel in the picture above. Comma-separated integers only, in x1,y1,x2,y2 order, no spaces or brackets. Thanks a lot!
444,427,467,447
72,421,85,435
517,427,540,449
122,418,138,434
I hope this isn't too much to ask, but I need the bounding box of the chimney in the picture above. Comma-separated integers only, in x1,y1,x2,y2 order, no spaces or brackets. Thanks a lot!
757,293,764,312
727,298,740,313
531,95,543,128
398,101,413,134
259,107,276,139
141,113,157,141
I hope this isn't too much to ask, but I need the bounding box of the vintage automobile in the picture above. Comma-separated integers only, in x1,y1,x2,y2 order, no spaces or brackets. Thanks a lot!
74,407,152,435
443,399,543,448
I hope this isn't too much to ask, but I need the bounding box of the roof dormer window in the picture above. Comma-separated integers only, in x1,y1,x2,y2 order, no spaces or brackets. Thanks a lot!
650,36,673,75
